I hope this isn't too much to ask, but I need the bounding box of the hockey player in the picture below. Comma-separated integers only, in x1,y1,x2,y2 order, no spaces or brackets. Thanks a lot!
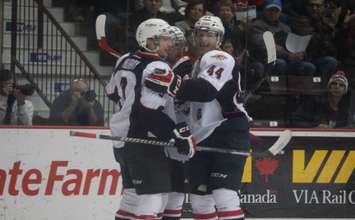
145,15,251,219
105,18,196,219
166,26,193,79
162,26,194,220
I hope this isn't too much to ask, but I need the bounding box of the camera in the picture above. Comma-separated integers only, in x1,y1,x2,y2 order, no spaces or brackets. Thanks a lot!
82,90,96,102
15,84,35,96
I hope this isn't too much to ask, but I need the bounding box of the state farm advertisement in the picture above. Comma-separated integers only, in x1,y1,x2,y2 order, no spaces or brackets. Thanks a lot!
0,128,354,219
0,128,121,220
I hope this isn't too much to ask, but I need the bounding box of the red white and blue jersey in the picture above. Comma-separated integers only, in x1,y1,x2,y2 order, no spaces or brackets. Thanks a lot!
179,50,251,142
106,50,177,148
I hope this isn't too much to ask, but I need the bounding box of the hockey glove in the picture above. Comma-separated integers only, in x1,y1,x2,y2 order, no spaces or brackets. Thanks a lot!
144,68,182,97
164,144,190,162
172,122,196,158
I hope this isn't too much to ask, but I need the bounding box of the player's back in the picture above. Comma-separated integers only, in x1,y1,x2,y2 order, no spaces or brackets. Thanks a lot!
106,51,168,147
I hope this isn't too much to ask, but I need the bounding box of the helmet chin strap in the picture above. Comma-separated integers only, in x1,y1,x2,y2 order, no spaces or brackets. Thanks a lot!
216,34,223,47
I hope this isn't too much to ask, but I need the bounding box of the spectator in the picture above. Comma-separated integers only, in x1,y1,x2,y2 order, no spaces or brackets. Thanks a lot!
290,71,350,128
283,0,307,18
223,36,265,91
335,16,355,84
221,34,248,71
175,0,207,55
0,69,34,125
0,69,15,125
130,0,183,27
49,79,104,126
66,0,95,22
300,0,338,81
323,0,341,28
126,0,184,51
218,0,266,90
217,0,246,55
336,0,355,29
11,84,35,125
221,35,239,60
197,0,219,14
135,0,187,14
249,0,316,77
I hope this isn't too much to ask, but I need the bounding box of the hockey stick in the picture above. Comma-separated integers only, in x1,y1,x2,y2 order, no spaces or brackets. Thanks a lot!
263,31,277,64
243,75,267,102
69,130,292,157
242,2,250,92
244,31,276,102
95,14,121,58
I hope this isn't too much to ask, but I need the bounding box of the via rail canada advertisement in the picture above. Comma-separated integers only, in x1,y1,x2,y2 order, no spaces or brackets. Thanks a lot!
0,128,354,219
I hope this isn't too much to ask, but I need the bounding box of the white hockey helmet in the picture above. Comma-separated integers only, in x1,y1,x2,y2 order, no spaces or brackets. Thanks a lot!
194,15,225,47
135,18,171,52
168,26,186,46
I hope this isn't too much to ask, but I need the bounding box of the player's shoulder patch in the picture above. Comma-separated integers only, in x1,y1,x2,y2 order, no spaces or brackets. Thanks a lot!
204,50,232,61
201,50,234,68
211,53,228,61
121,57,141,70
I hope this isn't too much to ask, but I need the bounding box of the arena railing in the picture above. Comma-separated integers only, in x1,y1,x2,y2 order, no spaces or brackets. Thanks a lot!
9,0,114,125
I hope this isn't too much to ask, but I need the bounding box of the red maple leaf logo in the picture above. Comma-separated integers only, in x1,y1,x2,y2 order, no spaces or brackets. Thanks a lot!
255,157,279,182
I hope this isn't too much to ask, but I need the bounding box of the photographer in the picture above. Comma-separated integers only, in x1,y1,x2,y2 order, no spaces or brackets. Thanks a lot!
49,79,104,126
1,69,34,125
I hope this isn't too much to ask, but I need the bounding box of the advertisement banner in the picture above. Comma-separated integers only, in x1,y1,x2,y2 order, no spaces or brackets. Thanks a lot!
0,128,120,220
239,132,355,218
0,128,354,219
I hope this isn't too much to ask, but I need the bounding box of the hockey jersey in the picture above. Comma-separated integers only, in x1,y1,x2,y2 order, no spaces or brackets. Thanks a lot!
182,49,251,142
106,51,177,148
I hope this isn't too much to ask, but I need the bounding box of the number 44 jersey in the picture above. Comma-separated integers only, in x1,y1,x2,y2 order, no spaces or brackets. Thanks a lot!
187,49,251,142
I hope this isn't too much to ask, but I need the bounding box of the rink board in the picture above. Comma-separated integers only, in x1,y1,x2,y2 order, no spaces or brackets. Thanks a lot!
0,127,354,219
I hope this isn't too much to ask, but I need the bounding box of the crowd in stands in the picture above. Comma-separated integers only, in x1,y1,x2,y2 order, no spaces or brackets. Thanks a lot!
49,78,104,126
2,0,354,127
0,69,35,125
90,0,355,128
0,70,104,126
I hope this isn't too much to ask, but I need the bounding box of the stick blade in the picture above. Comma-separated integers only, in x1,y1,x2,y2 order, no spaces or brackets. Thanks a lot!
69,130,98,139
263,31,277,64
95,14,106,40
268,129,292,155
95,14,121,58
